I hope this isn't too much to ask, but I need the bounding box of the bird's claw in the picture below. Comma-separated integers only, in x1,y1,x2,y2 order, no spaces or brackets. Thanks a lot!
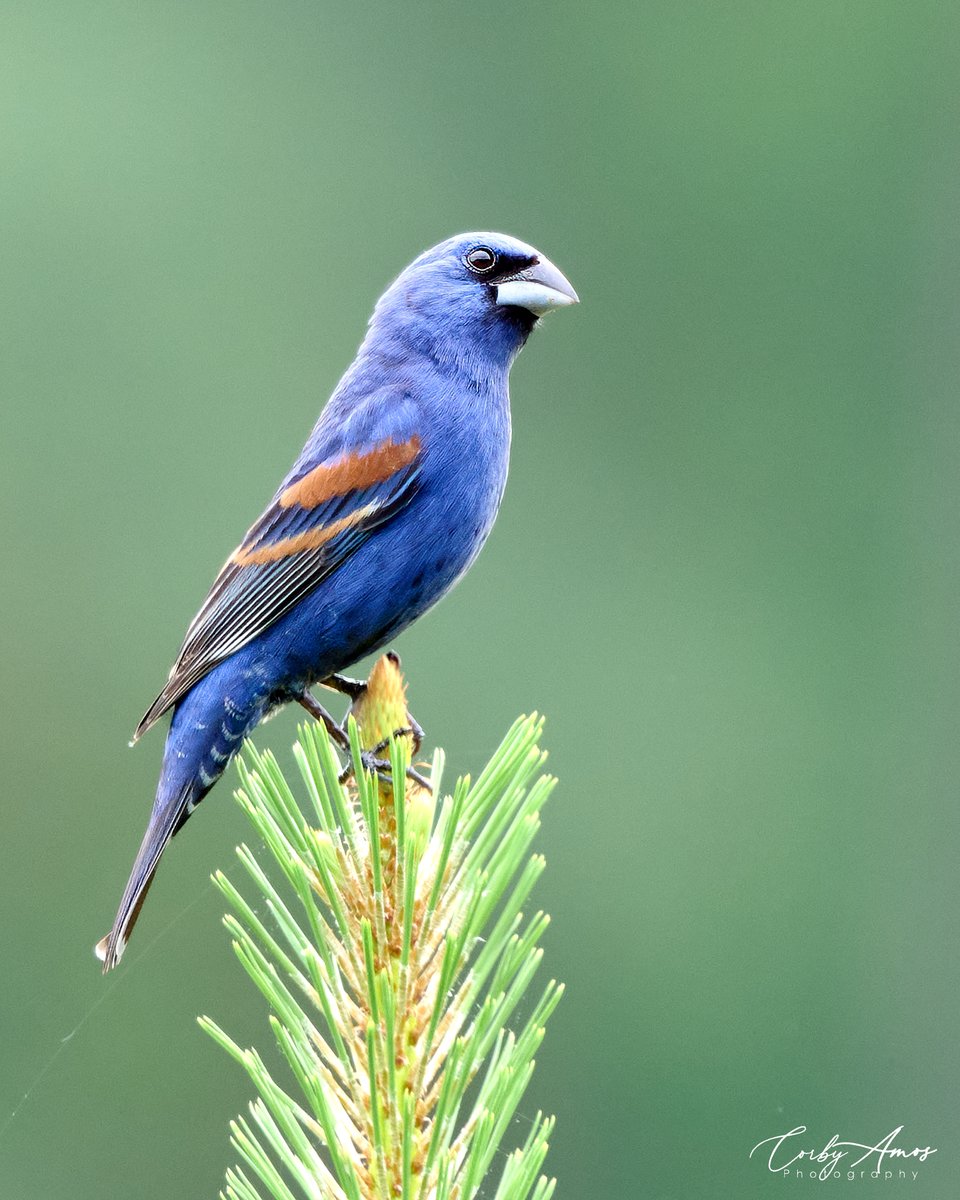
368,725,423,758
338,746,431,792
311,655,427,786
338,750,389,787
320,671,367,701
405,715,425,755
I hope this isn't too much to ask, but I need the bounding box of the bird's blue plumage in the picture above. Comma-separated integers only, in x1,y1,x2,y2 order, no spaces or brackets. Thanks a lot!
98,232,577,970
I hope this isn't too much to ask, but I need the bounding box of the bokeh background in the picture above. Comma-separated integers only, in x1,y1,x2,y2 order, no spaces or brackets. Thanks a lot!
2,2,958,1196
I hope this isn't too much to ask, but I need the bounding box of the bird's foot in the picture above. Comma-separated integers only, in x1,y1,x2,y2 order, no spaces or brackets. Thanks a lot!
300,687,424,764
367,728,430,788
338,738,431,791
338,750,389,787
365,725,422,758
322,653,425,755
313,653,428,787
320,671,367,701
338,758,433,791
403,713,425,756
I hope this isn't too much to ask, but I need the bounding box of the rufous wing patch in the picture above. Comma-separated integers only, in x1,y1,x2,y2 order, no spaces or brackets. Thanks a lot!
279,436,421,510
231,504,380,567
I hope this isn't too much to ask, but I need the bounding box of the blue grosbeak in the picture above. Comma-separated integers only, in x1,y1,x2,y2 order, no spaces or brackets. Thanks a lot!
97,232,577,970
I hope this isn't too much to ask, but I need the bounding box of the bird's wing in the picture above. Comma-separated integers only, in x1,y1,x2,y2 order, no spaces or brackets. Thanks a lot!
135,400,423,739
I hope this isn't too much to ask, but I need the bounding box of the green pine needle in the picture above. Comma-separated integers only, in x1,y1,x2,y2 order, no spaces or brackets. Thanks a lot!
201,659,560,1200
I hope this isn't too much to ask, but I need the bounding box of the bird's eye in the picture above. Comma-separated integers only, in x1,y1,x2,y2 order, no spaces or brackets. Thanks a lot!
465,247,497,274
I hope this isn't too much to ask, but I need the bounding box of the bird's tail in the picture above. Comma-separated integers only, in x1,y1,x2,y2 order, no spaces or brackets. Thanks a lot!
96,673,267,972
95,778,196,973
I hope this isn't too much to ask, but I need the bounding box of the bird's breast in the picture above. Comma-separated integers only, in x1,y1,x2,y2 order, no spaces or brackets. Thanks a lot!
419,389,510,553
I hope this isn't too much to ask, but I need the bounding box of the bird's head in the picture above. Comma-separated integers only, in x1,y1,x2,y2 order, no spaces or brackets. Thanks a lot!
368,232,578,379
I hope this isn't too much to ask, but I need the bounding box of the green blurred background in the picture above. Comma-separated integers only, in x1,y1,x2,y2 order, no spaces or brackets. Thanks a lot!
1,2,958,1196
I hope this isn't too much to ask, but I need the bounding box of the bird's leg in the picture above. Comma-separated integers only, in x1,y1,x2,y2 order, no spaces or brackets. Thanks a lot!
320,672,367,700
298,688,400,785
296,690,351,752
406,711,425,755
322,658,425,754
322,653,427,785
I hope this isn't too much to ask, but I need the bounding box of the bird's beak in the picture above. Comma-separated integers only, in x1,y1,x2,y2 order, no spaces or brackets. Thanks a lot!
495,254,579,316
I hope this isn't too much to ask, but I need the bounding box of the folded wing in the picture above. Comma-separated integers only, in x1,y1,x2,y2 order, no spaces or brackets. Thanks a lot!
135,419,423,740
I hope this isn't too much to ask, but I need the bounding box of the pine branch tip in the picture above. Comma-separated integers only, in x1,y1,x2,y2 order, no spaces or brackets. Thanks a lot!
207,656,562,1200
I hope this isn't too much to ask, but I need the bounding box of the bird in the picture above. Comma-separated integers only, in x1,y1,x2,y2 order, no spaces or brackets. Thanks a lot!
96,232,578,971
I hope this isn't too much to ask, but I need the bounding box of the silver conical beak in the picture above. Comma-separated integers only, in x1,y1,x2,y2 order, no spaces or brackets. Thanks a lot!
495,254,579,316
